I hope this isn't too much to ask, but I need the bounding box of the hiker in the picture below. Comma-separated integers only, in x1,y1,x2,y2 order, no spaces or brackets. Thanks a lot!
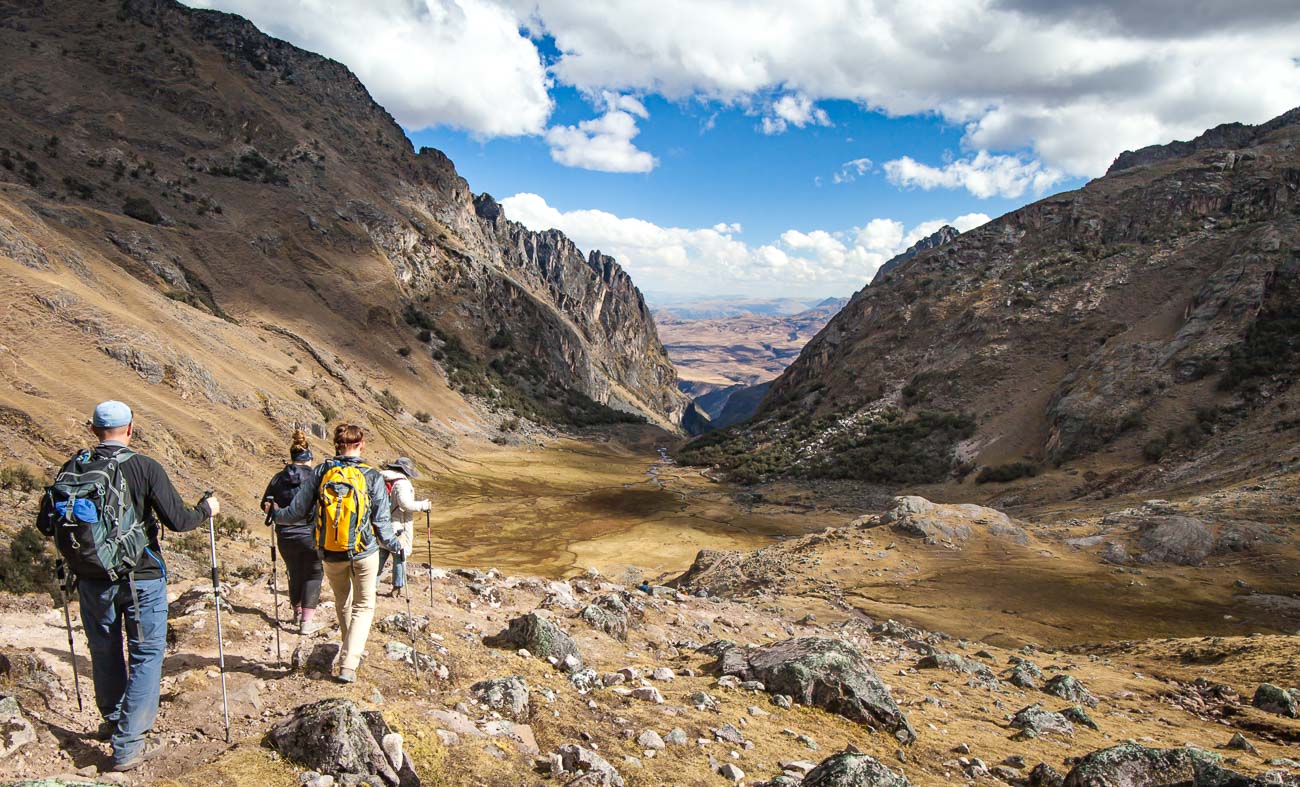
260,429,323,634
270,423,402,683
35,400,221,772
377,457,431,598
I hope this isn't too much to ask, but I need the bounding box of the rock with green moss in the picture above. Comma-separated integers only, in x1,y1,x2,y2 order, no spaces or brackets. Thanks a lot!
1010,704,1074,739
1252,683,1299,718
1063,743,1265,786
715,638,916,745
802,752,910,786
485,612,583,672
1045,674,1097,707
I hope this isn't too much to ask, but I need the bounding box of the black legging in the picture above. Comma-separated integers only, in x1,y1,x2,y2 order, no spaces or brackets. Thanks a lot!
277,533,322,609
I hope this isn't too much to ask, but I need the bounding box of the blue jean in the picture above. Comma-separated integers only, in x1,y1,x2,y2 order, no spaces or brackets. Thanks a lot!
78,575,167,766
377,548,405,589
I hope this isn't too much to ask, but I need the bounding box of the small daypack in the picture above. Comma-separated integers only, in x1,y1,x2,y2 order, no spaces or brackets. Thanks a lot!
45,449,148,581
316,460,371,553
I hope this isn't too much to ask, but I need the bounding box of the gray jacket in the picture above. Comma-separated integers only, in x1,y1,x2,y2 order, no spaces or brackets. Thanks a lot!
273,455,401,561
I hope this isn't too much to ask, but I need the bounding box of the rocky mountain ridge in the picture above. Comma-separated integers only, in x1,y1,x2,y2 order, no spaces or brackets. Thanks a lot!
0,0,685,503
681,106,1300,501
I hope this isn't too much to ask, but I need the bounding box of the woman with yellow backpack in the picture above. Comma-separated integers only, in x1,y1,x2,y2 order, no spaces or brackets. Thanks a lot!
271,423,403,683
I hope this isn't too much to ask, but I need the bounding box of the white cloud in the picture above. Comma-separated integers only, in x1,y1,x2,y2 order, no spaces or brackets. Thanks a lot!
760,94,832,135
500,192,979,297
882,151,1064,199
545,104,658,173
832,157,873,184
184,0,552,137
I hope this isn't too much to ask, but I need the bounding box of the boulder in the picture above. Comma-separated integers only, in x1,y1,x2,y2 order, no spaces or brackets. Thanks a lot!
1063,743,1265,786
1010,704,1074,738
802,752,911,786
880,496,1029,547
1136,516,1214,565
471,676,530,722
1045,675,1097,707
715,638,915,744
556,743,624,786
377,612,429,634
485,612,582,672
1008,660,1043,689
266,698,418,787
1252,683,1299,718
578,594,632,642
0,695,36,758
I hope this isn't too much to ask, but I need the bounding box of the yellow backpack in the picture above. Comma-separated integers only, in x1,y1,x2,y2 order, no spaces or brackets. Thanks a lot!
316,461,371,553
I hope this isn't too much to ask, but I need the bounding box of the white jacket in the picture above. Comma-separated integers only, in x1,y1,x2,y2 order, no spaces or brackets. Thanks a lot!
380,469,430,554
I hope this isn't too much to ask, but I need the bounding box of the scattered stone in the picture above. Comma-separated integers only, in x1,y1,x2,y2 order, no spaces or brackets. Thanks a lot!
266,698,417,787
556,744,625,787
802,751,911,786
1007,659,1044,690
0,695,36,758
470,677,530,722
1224,733,1257,754
717,763,745,782
294,641,341,674
650,667,675,682
1028,762,1065,787
377,612,429,634
636,730,665,750
691,691,719,710
579,594,633,642
715,638,915,744
1062,743,1260,786
1135,516,1215,565
1010,704,1074,739
570,669,600,693
1045,675,1097,707
1252,683,1299,718
1060,705,1099,731
714,724,746,745
666,728,687,746
485,613,582,673
631,687,664,704
772,694,793,709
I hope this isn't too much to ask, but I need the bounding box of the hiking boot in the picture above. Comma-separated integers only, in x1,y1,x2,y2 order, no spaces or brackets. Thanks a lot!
388,586,404,598
95,719,117,741
112,739,165,772
299,619,323,636
337,668,356,684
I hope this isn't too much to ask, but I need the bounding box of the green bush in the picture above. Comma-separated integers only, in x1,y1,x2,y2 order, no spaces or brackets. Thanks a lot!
317,403,337,423
123,197,162,224
0,465,38,492
1142,437,1168,462
414,411,432,424
975,461,1040,484
213,515,248,541
0,528,55,595
377,388,402,413
1219,268,1300,393
397,346,412,357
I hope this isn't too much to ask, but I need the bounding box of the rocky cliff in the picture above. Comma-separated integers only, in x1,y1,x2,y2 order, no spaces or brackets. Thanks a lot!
869,225,960,285
682,108,1300,498
0,0,686,490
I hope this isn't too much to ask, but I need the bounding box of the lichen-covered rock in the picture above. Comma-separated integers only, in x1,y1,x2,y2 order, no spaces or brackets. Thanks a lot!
265,698,418,787
802,752,910,787
1029,762,1066,787
556,743,625,786
1061,705,1100,731
1045,674,1097,707
1063,743,1264,786
879,497,1029,547
1010,704,1074,738
0,695,36,759
715,638,915,744
1252,683,1299,718
1136,516,1215,565
485,612,582,672
1008,660,1043,689
471,676,530,722
578,593,636,641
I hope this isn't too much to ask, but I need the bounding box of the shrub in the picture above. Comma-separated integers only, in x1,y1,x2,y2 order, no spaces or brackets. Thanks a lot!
377,388,402,413
417,329,433,343
414,411,432,424
975,461,1041,484
295,387,310,399
123,197,162,224
397,346,411,357
62,175,94,199
0,527,55,595
0,465,39,492
317,403,337,423
287,364,298,375
488,328,512,350
1142,437,1168,462
500,417,520,432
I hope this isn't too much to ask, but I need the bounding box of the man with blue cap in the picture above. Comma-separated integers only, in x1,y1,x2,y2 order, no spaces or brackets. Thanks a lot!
36,400,221,772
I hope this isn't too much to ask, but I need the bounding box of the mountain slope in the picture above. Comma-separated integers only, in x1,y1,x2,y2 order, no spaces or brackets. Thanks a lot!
681,108,1300,498
0,0,684,505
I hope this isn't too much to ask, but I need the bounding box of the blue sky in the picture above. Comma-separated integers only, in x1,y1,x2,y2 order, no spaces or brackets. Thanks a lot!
186,0,1300,299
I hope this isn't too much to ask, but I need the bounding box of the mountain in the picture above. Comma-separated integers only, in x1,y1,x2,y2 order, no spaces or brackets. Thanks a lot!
650,296,826,321
869,225,960,285
680,107,1300,496
0,0,685,489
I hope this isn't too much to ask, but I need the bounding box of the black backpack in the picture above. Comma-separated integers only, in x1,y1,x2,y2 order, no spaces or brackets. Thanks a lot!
44,449,148,581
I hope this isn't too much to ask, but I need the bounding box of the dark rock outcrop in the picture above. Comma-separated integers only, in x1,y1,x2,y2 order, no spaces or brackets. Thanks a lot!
802,751,911,786
1252,683,1299,718
871,226,960,285
1062,743,1265,786
715,638,915,744
1107,108,1300,173
485,612,583,672
265,698,418,787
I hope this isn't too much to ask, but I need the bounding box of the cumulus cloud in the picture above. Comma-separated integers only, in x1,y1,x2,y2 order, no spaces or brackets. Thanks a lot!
517,0,1300,175
544,99,658,173
500,192,985,296
760,94,832,135
883,152,1064,199
184,0,552,136
833,157,873,184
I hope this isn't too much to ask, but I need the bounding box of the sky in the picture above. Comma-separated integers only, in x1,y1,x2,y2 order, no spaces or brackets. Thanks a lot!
184,0,1300,300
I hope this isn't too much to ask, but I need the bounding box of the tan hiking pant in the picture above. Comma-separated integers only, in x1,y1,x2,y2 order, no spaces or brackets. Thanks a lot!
323,551,379,671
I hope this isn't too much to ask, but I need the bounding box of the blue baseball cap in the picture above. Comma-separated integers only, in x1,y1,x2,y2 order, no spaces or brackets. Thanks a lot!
92,400,133,428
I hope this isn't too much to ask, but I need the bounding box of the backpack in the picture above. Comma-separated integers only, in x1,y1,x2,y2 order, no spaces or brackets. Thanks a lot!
316,460,371,553
44,449,148,581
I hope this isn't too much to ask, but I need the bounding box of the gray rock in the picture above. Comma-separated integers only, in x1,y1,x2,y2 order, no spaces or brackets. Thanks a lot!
1252,683,1299,718
556,744,625,787
636,730,665,750
1060,705,1099,731
1007,660,1043,690
803,752,911,786
0,695,36,758
665,728,687,746
1010,704,1074,738
266,698,419,787
1099,542,1129,565
1028,762,1065,787
1136,516,1215,565
295,641,341,674
715,637,915,744
1063,743,1265,786
486,612,582,672
1224,733,1257,754
718,763,745,782
714,723,746,744
881,496,1029,547
570,669,600,693
579,594,632,642
1045,675,1097,707
631,686,664,704
470,676,530,722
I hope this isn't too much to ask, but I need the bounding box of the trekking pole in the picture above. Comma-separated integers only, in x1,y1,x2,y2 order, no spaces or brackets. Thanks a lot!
55,561,84,713
403,580,420,678
425,510,434,607
204,492,231,744
265,511,282,665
